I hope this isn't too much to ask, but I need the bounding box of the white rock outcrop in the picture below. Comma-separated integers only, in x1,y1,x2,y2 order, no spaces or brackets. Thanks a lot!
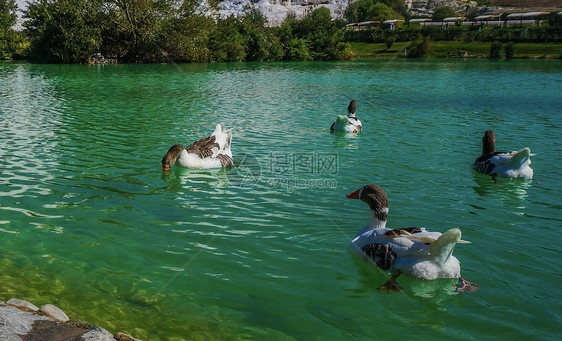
217,0,352,25
217,0,478,25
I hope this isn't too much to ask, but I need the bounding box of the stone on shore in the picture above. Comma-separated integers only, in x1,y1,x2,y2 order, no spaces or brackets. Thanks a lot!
81,327,116,340
40,304,69,322
1,300,140,341
0,304,51,340
6,298,39,312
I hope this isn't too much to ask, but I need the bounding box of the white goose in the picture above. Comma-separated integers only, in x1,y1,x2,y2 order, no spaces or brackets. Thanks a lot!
346,184,479,293
472,130,533,181
162,124,233,171
330,100,362,133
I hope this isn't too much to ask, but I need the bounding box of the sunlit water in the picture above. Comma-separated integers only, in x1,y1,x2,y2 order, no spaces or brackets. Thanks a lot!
0,60,560,340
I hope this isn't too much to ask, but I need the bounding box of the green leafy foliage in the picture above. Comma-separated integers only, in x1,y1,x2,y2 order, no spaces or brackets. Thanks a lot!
161,1,214,62
0,0,17,30
432,6,459,22
504,42,516,59
24,0,103,63
344,0,403,23
18,1,351,63
288,7,352,61
406,35,434,58
489,40,503,59
0,0,25,59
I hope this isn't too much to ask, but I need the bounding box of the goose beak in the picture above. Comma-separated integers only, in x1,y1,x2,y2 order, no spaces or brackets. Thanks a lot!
346,189,360,199
162,165,170,172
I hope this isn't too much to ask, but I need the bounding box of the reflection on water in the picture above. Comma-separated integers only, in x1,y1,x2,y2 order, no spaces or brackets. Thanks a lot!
350,252,459,301
331,131,360,150
161,167,229,192
472,172,532,204
0,65,63,199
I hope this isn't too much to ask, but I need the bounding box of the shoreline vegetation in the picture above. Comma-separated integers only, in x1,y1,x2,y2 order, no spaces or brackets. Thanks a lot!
349,41,562,59
1,0,561,63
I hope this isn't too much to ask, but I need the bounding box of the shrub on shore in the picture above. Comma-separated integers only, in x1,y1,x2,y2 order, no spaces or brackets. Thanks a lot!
406,35,434,58
504,42,516,59
489,41,503,59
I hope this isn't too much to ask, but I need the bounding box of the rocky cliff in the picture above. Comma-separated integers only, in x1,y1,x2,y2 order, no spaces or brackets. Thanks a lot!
217,0,479,25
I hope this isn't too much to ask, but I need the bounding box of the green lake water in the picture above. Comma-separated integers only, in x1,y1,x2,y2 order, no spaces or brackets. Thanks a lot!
0,59,561,340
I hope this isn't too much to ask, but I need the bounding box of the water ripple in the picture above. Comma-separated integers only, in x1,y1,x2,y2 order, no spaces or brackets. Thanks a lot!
0,61,561,340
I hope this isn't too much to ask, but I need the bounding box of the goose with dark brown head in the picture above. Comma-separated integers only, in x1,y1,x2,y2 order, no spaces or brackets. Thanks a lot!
346,184,479,293
330,100,362,133
472,130,533,180
162,124,233,171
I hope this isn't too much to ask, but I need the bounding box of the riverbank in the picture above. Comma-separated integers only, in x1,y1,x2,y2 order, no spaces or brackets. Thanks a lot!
349,41,562,59
0,298,140,341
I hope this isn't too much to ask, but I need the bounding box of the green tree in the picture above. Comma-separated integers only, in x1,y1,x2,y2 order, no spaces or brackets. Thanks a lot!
277,12,311,61
208,16,246,62
161,0,215,62
344,0,402,23
367,2,402,22
0,0,24,59
296,7,351,60
107,0,174,62
432,6,458,22
284,37,311,61
24,0,103,63
0,0,17,30
240,8,279,61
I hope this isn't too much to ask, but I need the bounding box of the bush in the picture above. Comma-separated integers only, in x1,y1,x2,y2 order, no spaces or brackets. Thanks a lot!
385,35,395,49
406,35,433,58
504,42,515,59
489,41,503,59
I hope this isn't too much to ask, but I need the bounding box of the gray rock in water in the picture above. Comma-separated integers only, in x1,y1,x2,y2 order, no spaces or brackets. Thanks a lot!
40,304,69,322
6,298,40,312
81,327,115,341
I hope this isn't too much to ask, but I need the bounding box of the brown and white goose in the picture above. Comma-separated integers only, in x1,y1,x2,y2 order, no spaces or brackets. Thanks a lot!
330,100,362,133
346,184,479,293
472,130,533,180
162,124,233,171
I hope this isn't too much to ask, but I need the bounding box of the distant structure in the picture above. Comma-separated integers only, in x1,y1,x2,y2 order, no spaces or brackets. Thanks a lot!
345,10,552,30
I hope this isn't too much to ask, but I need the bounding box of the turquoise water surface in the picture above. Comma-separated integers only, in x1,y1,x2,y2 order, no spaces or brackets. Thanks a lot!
0,60,561,340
